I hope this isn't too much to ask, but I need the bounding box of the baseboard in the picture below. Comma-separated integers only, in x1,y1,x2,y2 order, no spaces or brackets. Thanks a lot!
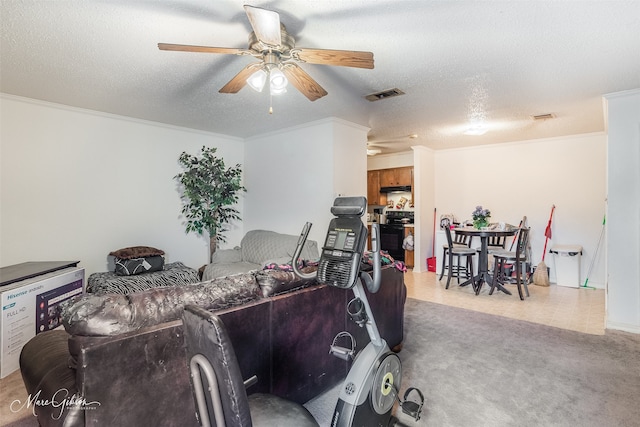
606,320,640,334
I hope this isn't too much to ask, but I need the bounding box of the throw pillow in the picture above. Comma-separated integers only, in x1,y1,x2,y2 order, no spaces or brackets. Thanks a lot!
109,246,165,259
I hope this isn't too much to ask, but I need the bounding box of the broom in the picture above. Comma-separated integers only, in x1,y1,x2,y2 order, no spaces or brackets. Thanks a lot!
533,205,555,286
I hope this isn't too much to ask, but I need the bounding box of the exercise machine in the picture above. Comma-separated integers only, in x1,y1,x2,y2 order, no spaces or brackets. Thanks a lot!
292,196,423,427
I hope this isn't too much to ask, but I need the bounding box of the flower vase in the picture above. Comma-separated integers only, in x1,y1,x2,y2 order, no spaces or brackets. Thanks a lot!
473,219,488,230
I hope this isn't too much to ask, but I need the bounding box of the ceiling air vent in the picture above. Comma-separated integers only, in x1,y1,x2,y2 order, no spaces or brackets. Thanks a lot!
365,88,405,102
531,113,556,121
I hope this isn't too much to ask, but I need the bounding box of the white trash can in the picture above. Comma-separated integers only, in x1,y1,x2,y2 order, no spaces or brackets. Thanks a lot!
550,245,583,288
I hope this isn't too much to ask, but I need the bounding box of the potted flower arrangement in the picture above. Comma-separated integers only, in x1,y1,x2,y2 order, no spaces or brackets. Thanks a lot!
472,205,491,229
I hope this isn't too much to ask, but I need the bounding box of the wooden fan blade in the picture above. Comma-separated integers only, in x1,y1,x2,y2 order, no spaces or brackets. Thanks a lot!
368,141,403,148
244,5,281,47
368,134,418,147
158,43,247,55
219,64,261,94
294,48,374,69
282,64,328,102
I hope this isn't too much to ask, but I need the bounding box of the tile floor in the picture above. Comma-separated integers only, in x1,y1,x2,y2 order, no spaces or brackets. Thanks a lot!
406,271,606,335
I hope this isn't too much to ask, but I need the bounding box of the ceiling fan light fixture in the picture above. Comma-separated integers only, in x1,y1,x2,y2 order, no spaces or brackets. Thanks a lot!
270,85,287,95
268,67,288,95
247,68,267,92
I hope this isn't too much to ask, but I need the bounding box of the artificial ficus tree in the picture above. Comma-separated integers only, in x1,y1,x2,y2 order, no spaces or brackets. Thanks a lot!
175,146,245,262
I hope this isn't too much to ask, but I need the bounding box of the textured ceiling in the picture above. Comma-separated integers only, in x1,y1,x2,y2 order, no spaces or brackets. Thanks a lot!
2,0,639,154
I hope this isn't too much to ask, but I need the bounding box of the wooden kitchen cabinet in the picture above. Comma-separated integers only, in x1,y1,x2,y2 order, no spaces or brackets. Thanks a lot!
404,227,415,268
367,170,387,206
379,167,412,187
367,167,413,206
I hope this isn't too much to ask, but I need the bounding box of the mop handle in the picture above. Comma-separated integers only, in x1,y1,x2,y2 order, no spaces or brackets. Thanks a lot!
509,219,523,251
541,206,555,262
432,207,436,254
584,215,606,286
541,237,549,262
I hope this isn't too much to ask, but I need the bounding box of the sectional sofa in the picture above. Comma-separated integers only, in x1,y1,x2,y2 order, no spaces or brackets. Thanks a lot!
19,265,407,426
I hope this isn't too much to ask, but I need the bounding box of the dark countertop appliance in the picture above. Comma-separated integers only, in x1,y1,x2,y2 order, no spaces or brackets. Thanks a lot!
379,210,414,261
380,185,411,193
384,210,415,225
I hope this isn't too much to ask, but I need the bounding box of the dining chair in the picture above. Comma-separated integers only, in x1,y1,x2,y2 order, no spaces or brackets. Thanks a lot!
486,234,507,252
439,226,477,289
501,216,532,283
484,233,507,274
489,227,531,300
438,218,471,262
182,305,319,427
438,219,472,280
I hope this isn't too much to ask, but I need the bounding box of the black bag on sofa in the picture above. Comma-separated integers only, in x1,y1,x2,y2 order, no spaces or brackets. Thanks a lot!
109,246,166,276
114,255,164,276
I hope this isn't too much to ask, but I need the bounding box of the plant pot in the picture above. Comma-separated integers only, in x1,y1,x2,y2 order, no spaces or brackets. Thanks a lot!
473,219,489,229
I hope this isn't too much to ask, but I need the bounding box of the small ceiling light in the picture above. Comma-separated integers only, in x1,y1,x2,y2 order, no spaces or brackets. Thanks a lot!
247,69,267,92
464,123,488,136
269,68,288,94
367,148,382,156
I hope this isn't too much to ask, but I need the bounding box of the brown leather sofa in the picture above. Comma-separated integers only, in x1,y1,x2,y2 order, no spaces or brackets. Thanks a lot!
19,267,406,427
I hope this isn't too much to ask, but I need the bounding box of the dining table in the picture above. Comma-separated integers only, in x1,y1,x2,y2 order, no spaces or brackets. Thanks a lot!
453,226,518,295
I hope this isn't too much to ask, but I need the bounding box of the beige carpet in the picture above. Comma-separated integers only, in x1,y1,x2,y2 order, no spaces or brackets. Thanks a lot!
305,298,640,426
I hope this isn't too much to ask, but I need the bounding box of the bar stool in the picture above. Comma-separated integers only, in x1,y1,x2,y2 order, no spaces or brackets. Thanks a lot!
490,228,530,300
438,219,471,278
439,226,477,289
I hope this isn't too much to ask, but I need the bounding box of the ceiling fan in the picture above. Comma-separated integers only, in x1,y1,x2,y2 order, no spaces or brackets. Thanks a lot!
158,5,374,102
366,134,418,155
367,133,418,146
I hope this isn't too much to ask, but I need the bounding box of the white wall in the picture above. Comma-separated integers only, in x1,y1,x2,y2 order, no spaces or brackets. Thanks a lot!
434,133,607,288
369,135,607,284
435,133,606,287
605,89,640,333
243,118,368,247
332,120,369,199
412,146,436,273
0,95,244,275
